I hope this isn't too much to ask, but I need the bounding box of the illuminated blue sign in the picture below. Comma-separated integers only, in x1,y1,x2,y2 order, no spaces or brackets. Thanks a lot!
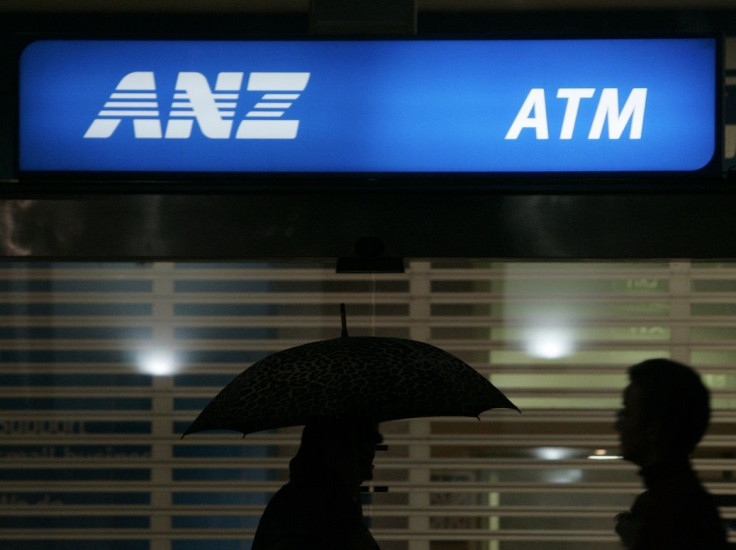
19,38,717,173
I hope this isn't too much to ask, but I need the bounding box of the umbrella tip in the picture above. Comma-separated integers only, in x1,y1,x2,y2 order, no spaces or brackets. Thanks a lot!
340,303,349,337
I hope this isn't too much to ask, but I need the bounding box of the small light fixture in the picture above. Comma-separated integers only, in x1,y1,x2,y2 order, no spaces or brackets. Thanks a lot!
588,449,622,460
137,348,180,377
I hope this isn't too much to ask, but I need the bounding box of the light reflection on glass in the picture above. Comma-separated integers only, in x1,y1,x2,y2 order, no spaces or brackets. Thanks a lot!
534,447,576,461
525,324,576,359
137,348,180,376
546,469,584,484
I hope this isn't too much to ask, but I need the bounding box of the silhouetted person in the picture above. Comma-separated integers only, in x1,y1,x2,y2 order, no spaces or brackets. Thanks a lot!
614,358,727,549
252,416,383,550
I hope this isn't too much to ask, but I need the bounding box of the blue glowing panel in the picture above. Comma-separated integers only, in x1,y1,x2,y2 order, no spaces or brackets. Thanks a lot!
19,39,717,173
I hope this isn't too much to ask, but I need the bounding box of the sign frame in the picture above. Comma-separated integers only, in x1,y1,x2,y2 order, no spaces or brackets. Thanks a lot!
13,34,726,189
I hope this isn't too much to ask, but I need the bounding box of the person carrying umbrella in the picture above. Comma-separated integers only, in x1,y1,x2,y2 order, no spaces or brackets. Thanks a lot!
251,416,383,550
614,358,727,550
183,306,518,549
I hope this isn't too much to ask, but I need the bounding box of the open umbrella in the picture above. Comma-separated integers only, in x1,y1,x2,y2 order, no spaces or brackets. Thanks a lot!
183,305,518,437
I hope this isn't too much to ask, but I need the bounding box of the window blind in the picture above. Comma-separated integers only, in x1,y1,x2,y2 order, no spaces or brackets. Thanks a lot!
0,260,734,550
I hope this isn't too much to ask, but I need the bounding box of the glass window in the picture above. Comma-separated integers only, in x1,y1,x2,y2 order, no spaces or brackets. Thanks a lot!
0,260,734,550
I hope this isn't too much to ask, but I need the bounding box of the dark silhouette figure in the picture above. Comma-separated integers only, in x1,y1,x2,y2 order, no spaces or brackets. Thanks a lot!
614,358,727,549
252,417,383,550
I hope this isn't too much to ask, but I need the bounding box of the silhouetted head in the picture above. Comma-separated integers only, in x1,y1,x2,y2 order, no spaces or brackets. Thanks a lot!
616,358,710,467
289,416,383,490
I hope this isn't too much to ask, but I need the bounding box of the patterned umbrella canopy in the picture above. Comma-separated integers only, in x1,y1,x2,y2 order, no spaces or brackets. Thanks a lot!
183,309,518,436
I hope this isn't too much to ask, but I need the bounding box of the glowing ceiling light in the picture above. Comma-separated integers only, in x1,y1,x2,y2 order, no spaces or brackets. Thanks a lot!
526,327,576,359
137,349,179,377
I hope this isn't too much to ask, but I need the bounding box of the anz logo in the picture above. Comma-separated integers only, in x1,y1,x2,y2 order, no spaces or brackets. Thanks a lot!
84,71,310,140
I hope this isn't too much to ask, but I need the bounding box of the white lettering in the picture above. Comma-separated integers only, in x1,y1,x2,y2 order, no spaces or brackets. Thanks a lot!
85,71,310,140
588,88,647,139
505,88,548,140
165,72,243,139
557,88,595,139
236,72,310,139
506,88,647,141
84,71,161,139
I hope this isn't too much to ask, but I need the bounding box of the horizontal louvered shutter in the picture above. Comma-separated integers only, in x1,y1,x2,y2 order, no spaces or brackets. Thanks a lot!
1,260,734,550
